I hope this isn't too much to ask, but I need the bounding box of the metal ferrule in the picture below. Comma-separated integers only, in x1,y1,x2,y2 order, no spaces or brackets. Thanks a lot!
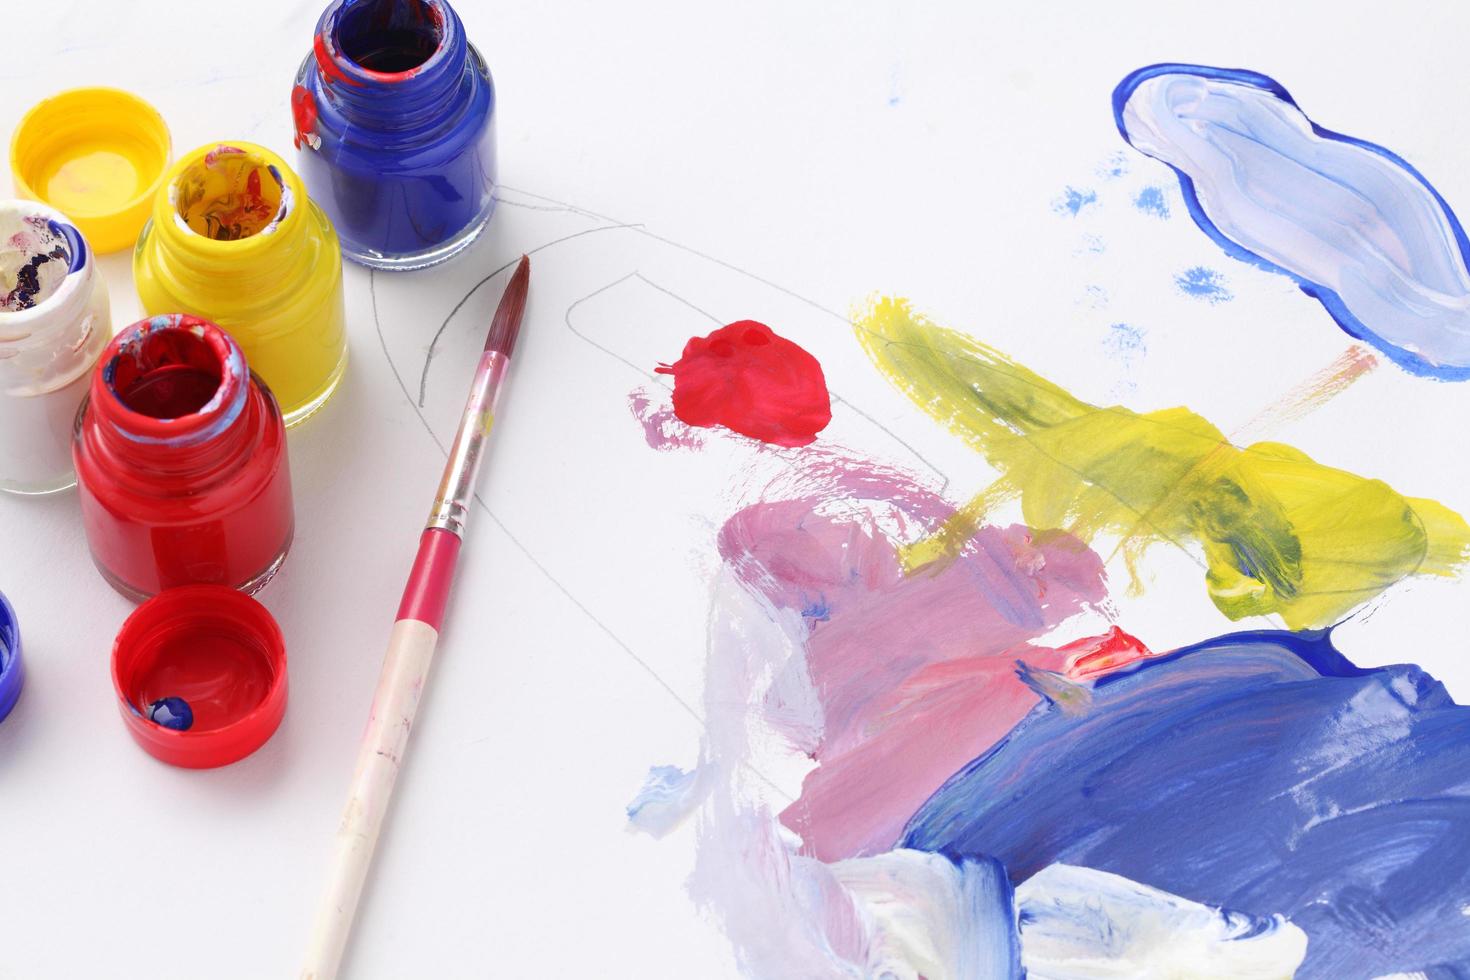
425,350,509,536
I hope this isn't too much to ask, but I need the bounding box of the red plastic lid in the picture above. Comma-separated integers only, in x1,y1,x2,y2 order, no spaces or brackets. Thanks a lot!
111,585,287,768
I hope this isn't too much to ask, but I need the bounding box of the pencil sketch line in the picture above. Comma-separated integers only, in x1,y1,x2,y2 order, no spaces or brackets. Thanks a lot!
562,272,662,381
632,272,723,325
497,183,851,325
373,268,794,803
418,221,645,407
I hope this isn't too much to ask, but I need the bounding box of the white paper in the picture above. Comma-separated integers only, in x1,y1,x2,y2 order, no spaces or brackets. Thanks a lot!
3,1,1470,976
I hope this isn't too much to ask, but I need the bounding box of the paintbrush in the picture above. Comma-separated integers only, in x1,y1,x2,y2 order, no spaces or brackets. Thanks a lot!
301,255,531,980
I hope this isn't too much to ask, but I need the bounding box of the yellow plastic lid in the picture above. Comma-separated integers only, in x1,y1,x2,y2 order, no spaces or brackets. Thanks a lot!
10,88,171,254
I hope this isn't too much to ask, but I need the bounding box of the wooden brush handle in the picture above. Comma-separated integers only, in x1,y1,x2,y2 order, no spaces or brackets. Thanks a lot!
301,618,440,980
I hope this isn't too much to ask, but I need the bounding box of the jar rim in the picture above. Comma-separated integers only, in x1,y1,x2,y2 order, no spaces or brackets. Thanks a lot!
316,0,456,87
92,314,250,448
149,143,307,260
0,200,94,346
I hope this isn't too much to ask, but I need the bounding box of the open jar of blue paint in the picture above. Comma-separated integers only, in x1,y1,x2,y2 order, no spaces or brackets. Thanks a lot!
292,0,497,271
0,590,24,724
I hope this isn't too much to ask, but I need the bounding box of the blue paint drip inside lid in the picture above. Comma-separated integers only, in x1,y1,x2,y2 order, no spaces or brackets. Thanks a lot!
0,591,25,724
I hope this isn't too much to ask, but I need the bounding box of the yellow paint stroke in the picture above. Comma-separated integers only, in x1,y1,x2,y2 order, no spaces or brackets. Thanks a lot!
854,296,1470,629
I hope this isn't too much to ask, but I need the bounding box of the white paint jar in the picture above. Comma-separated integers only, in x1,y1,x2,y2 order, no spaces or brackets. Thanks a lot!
0,201,111,495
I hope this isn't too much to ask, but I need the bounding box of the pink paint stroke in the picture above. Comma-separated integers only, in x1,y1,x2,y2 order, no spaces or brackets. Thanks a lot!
718,484,1113,861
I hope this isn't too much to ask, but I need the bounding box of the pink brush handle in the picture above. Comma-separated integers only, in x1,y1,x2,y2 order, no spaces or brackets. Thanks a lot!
397,528,464,630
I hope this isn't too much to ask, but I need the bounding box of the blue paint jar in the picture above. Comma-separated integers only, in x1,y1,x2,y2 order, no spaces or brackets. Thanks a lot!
0,590,24,724
292,0,496,271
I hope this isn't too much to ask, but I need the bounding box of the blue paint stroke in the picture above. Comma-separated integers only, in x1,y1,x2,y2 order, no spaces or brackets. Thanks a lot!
1174,266,1232,304
1133,185,1169,219
1115,63,1470,380
799,596,832,622
1052,187,1097,217
900,629,1470,977
948,855,1021,977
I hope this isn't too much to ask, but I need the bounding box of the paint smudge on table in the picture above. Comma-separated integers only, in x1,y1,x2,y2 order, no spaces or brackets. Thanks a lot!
1116,63,1470,379
655,320,831,447
855,295,1470,629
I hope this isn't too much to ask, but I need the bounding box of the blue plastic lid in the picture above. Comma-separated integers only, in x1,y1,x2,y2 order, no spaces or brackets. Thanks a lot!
0,591,24,723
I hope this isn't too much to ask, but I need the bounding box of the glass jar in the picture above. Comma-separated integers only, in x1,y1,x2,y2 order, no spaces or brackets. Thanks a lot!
73,314,295,601
292,0,497,270
132,143,348,427
0,200,111,495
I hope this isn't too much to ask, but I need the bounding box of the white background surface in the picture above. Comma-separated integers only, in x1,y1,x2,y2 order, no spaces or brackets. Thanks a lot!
4,1,1470,977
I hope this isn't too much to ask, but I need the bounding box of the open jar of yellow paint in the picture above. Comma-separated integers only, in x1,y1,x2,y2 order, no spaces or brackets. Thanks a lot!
10,88,171,254
133,143,348,426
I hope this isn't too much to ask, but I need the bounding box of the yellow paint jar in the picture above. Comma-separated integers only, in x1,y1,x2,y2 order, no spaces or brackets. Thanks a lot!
133,143,347,426
9,88,171,254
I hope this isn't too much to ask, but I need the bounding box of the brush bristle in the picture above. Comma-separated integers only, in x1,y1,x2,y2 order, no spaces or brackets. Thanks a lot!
483,255,530,357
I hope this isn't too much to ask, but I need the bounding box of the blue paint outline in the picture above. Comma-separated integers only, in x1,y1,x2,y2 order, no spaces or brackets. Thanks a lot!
1113,63,1470,381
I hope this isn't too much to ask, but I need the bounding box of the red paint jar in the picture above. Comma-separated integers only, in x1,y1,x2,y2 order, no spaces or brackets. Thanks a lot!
73,314,294,600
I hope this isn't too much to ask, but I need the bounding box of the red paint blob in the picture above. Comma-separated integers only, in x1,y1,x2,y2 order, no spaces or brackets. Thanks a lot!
655,320,831,447
1061,626,1155,680
291,85,319,150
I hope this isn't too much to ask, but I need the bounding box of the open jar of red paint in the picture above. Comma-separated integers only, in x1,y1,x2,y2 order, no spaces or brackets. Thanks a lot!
73,314,294,601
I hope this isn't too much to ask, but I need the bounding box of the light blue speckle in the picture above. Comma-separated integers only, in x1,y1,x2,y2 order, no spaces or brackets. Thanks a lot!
1052,187,1097,217
1104,322,1146,355
1082,285,1109,310
627,764,701,838
1134,185,1170,219
1096,152,1129,179
1103,323,1147,397
1175,266,1233,304
1076,234,1106,255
